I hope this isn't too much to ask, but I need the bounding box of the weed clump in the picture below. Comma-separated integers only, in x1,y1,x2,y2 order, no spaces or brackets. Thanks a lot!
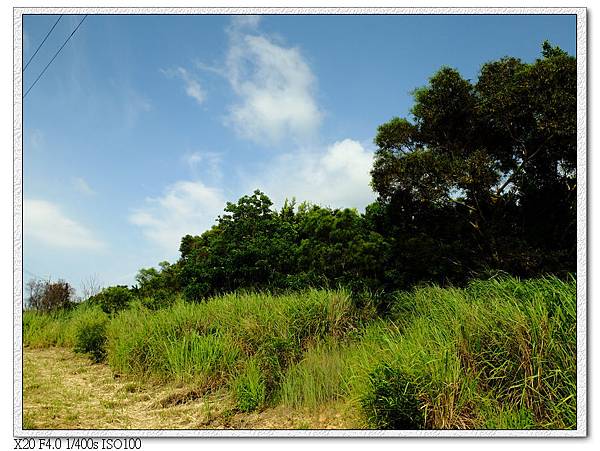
233,359,266,412
72,307,109,362
361,364,424,429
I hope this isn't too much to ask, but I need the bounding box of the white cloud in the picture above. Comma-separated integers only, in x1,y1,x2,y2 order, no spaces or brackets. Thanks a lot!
248,139,376,210
131,140,375,254
163,67,206,105
24,199,105,250
129,180,226,252
221,23,323,145
72,177,95,195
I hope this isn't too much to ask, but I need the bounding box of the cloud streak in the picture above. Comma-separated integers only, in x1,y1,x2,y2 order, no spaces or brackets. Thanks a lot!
72,177,95,196
25,199,105,250
182,151,223,181
163,67,206,105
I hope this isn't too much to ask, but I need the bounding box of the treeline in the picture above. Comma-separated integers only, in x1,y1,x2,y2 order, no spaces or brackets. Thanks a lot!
26,42,577,312
130,41,576,307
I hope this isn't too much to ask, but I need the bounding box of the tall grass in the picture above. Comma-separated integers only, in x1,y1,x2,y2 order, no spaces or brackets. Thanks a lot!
104,289,356,402
23,276,576,428
233,357,267,412
278,337,348,409
277,276,576,429
23,303,108,349
23,309,75,348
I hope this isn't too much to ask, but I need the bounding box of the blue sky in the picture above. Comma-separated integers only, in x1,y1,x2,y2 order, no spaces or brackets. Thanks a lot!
22,13,576,293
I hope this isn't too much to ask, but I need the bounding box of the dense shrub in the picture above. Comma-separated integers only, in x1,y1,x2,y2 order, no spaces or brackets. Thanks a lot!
91,286,133,314
135,262,181,302
138,291,179,311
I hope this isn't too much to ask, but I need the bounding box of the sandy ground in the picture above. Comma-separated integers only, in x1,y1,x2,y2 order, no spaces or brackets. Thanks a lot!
22,347,359,431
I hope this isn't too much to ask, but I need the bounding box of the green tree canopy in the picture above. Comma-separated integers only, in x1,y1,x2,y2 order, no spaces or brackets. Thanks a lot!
371,42,576,277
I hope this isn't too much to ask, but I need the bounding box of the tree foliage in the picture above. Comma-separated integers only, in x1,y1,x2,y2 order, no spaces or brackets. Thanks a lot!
177,190,391,301
136,43,576,304
371,41,576,280
89,286,133,314
26,278,75,312
32,42,576,311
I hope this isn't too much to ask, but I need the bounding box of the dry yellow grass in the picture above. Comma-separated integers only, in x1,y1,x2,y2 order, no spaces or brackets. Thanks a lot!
23,347,359,430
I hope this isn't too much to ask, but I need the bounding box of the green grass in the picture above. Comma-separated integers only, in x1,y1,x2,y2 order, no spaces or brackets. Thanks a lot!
277,276,576,429
278,337,348,409
233,357,267,412
23,276,576,428
71,306,109,362
100,288,357,410
23,303,107,349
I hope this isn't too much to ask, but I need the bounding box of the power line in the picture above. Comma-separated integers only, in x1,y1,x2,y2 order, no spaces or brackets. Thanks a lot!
24,269,39,278
24,269,49,281
23,14,63,72
23,15,88,99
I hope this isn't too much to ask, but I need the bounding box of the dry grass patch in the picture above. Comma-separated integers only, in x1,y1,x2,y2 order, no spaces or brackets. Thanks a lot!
23,348,214,429
23,347,355,430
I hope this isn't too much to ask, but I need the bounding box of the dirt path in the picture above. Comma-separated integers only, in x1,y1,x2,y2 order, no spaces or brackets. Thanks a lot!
23,347,358,430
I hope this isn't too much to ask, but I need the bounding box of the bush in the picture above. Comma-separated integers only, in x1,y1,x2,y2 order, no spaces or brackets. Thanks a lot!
139,290,179,311
361,364,424,429
72,308,109,362
91,286,133,314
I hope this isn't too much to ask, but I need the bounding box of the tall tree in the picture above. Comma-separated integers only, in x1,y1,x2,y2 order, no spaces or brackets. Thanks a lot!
371,42,576,278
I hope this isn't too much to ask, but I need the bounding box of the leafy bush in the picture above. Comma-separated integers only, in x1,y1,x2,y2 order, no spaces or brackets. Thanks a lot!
361,364,424,429
139,290,179,311
91,286,133,314
135,262,181,302
72,307,109,362
74,322,107,362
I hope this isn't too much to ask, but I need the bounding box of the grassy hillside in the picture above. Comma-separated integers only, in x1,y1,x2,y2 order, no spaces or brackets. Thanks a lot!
23,276,576,429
